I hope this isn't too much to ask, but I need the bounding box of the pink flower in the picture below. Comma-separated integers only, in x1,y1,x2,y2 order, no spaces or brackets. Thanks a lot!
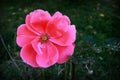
16,9,76,68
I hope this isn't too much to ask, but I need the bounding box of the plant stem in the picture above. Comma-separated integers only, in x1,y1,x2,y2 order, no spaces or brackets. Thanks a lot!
70,59,75,80
64,63,67,80
0,35,19,70
41,69,45,80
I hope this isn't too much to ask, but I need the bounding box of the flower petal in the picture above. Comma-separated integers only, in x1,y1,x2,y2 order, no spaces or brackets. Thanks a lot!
57,44,75,64
46,12,70,37
20,43,39,67
33,42,58,68
50,25,76,46
16,24,37,47
31,38,44,55
26,9,51,33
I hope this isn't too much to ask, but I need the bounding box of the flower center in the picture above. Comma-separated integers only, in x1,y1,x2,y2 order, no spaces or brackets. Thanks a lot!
41,36,48,41
40,34,49,42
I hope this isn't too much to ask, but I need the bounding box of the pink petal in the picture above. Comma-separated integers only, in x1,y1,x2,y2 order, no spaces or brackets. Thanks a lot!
56,44,75,64
50,25,76,46
32,41,58,68
52,12,70,25
16,24,37,47
20,43,39,67
46,12,70,37
31,38,43,55
26,9,51,33
52,11,62,17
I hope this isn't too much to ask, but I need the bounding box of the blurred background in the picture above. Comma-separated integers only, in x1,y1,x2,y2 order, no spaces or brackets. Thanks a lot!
0,0,120,80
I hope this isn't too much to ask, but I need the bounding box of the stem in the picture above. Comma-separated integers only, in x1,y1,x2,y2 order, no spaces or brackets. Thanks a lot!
64,63,67,80
70,59,75,80
41,69,45,80
0,35,19,70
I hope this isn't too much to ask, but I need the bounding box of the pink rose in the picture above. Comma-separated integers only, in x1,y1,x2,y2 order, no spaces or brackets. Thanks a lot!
16,9,76,68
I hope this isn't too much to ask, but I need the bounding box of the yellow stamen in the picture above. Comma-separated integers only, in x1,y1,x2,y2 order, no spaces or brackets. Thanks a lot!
40,34,49,42
41,35,48,41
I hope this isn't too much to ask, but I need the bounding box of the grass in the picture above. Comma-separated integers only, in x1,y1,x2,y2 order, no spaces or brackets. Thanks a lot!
0,0,120,80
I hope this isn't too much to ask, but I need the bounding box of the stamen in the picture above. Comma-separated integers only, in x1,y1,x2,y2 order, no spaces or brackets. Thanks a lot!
41,36,48,41
40,34,49,42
